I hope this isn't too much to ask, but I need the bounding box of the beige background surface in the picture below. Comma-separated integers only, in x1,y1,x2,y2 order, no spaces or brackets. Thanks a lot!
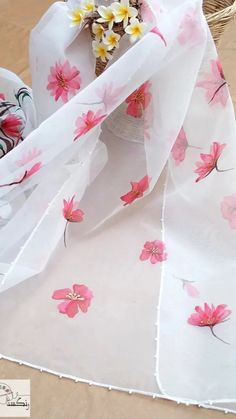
0,1,236,417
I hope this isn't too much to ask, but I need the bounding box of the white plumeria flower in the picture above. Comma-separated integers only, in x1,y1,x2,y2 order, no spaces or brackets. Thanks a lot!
92,40,113,62
103,30,121,50
112,0,138,28
82,0,95,13
125,17,146,42
97,6,116,30
68,7,85,26
92,23,105,40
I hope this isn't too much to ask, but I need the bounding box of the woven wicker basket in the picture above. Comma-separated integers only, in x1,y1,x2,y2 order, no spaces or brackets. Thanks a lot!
203,0,236,45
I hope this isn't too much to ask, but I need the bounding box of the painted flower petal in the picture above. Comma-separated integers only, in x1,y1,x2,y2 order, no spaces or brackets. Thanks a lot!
52,288,72,300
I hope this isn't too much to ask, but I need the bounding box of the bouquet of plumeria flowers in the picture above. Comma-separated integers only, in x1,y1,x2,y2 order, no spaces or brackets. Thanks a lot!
67,0,146,76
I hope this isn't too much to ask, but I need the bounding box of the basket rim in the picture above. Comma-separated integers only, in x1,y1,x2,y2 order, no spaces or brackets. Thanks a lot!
205,0,236,21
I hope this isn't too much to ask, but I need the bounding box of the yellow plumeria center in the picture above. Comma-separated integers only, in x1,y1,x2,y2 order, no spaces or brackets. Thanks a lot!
84,2,95,12
94,25,104,38
96,45,108,59
118,6,129,18
131,24,142,37
150,247,160,254
107,34,118,47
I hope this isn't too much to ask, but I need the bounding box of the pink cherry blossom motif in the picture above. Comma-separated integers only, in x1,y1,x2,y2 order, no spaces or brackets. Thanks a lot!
196,59,228,106
0,114,24,141
63,196,84,222
73,110,107,141
194,142,233,182
188,303,231,344
14,148,42,182
221,194,236,229
125,81,152,118
47,60,81,103
96,83,125,111
62,195,84,247
178,8,203,46
0,159,42,188
140,240,167,264
171,128,201,165
183,281,199,298
150,27,167,46
120,175,150,205
0,93,5,101
52,284,93,318
171,128,188,165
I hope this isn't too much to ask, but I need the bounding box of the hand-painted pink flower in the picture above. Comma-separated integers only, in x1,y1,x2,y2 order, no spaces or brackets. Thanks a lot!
194,142,229,182
215,59,225,80
150,27,167,46
0,114,24,140
96,83,124,111
140,240,167,264
221,194,236,229
47,60,81,103
178,9,203,46
63,196,84,247
171,128,188,165
14,148,42,183
0,93,5,101
20,163,42,182
16,148,42,167
188,303,231,344
73,110,106,141
175,275,200,297
120,175,150,205
125,81,152,118
196,59,228,106
183,281,199,298
52,284,93,318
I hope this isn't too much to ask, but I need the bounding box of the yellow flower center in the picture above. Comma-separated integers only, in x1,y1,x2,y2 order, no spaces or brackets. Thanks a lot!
96,27,104,37
84,2,94,12
97,46,107,59
133,91,144,103
106,10,115,21
108,34,117,46
66,292,85,301
71,9,84,24
119,6,129,18
56,72,67,89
